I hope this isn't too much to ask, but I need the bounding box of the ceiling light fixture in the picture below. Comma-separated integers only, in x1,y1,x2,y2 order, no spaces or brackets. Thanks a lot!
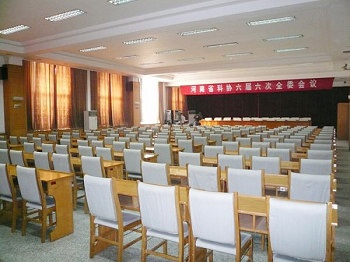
123,37,156,45
45,9,85,22
80,46,106,52
224,52,253,57
156,49,185,54
247,16,295,26
203,42,238,48
140,62,164,66
274,47,308,53
178,27,218,36
116,55,139,59
0,25,30,35
108,0,137,5
178,57,205,62
263,34,303,41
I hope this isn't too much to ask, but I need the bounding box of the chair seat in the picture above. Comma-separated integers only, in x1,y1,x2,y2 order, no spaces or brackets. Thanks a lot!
26,196,55,210
196,232,252,255
146,222,189,242
94,211,140,229
273,253,310,262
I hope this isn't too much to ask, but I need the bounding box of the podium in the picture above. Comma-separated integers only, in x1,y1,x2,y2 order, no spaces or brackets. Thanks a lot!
84,110,97,131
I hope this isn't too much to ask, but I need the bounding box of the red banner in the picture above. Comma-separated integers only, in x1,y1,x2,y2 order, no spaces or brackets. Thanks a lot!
180,77,334,95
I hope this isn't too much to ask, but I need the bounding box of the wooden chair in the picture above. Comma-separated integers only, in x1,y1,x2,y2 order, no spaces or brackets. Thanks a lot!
0,148,11,164
95,146,114,161
16,166,56,243
84,175,141,261
138,181,189,261
267,197,333,261
251,156,281,175
203,145,225,158
154,143,174,165
9,150,26,166
0,163,22,232
300,158,333,175
81,156,105,178
189,188,253,261
33,151,53,170
187,164,221,192
124,149,143,180
178,152,202,167
217,154,244,170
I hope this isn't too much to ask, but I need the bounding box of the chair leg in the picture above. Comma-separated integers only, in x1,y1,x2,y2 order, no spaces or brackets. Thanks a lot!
117,229,123,262
11,201,18,233
21,201,27,236
41,210,47,243
141,226,147,262
89,215,96,258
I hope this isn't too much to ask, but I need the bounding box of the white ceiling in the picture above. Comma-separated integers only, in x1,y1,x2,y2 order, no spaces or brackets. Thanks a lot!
0,0,350,86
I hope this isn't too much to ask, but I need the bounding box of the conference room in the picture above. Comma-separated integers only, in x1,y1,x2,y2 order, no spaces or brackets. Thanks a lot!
1,0,350,261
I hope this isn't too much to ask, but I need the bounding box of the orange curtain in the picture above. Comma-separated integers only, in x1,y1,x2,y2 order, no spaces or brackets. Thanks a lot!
110,73,125,126
27,61,72,130
97,72,110,127
171,86,187,113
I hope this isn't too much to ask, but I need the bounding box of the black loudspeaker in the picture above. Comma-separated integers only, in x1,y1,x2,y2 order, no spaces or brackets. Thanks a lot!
0,66,8,80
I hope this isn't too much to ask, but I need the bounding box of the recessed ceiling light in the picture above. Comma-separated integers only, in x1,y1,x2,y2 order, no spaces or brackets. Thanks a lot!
178,27,218,36
274,47,308,53
108,0,137,5
156,49,185,54
45,9,85,22
247,16,295,26
140,62,164,66
203,42,238,48
0,25,30,35
123,37,156,45
80,46,107,52
224,52,253,57
178,57,205,62
116,55,139,59
263,34,303,41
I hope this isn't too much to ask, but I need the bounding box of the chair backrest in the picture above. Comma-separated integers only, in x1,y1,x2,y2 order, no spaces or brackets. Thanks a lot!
48,134,58,143
203,145,224,158
154,137,169,144
81,156,105,177
266,148,291,161
103,136,116,146
236,137,252,147
0,149,11,164
300,158,333,175
23,142,35,153
177,139,194,153
84,175,116,222
112,141,127,152
16,166,42,205
252,141,271,156
41,143,55,153
226,168,264,196
77,139,89,146
55,144,69,154
262,137,279,148
138,137,152,147
217,154,244,170
247,134,261,142
178,152,202,167
189,188,237,247
209,133,223,146
0,141,8,149
59,138,71,147
187,164,220,192
52,153,73,173
123,149,142,175
193,136,208,146
238,147,261,159
33,137,42,148
9,136,19,145
251,156,281,174
289,171,331,203
141,161,170,186
309,143,332,150
0,163,12,198
284,138,302,147
268,197,331,261
154,143,173,165
95,147,113,161
78,145,94,157
222,141,239,152
307,149,334,160
138,182,181,236
9,150,26,166
90,140,104,148
33,151,52,170
129,142,146,151
276,142,296,153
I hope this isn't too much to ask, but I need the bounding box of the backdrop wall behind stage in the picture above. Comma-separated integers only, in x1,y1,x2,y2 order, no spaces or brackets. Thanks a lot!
186,87,349,127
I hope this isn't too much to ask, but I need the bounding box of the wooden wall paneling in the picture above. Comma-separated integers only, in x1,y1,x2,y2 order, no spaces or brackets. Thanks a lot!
337,102,349,140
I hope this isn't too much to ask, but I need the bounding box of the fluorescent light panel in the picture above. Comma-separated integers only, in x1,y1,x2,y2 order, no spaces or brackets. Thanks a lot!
178,27,218,36
123,37,156,45
203,42,238,48
275,47,308,53
45,9,85,22
108,0,137,5
80,46,106,52
156,49,184,54
116,55,139,59
247,16,295,26
178,57,205,62
224,52,253,57
263,34,303,41
0,25,30,35
140,62,164,66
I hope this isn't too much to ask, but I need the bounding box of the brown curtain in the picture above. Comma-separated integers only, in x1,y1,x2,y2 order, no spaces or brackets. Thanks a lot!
110,73,125,126
171,86,187,114
71,68,87,128
90,71,97,110
55,65,72,129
